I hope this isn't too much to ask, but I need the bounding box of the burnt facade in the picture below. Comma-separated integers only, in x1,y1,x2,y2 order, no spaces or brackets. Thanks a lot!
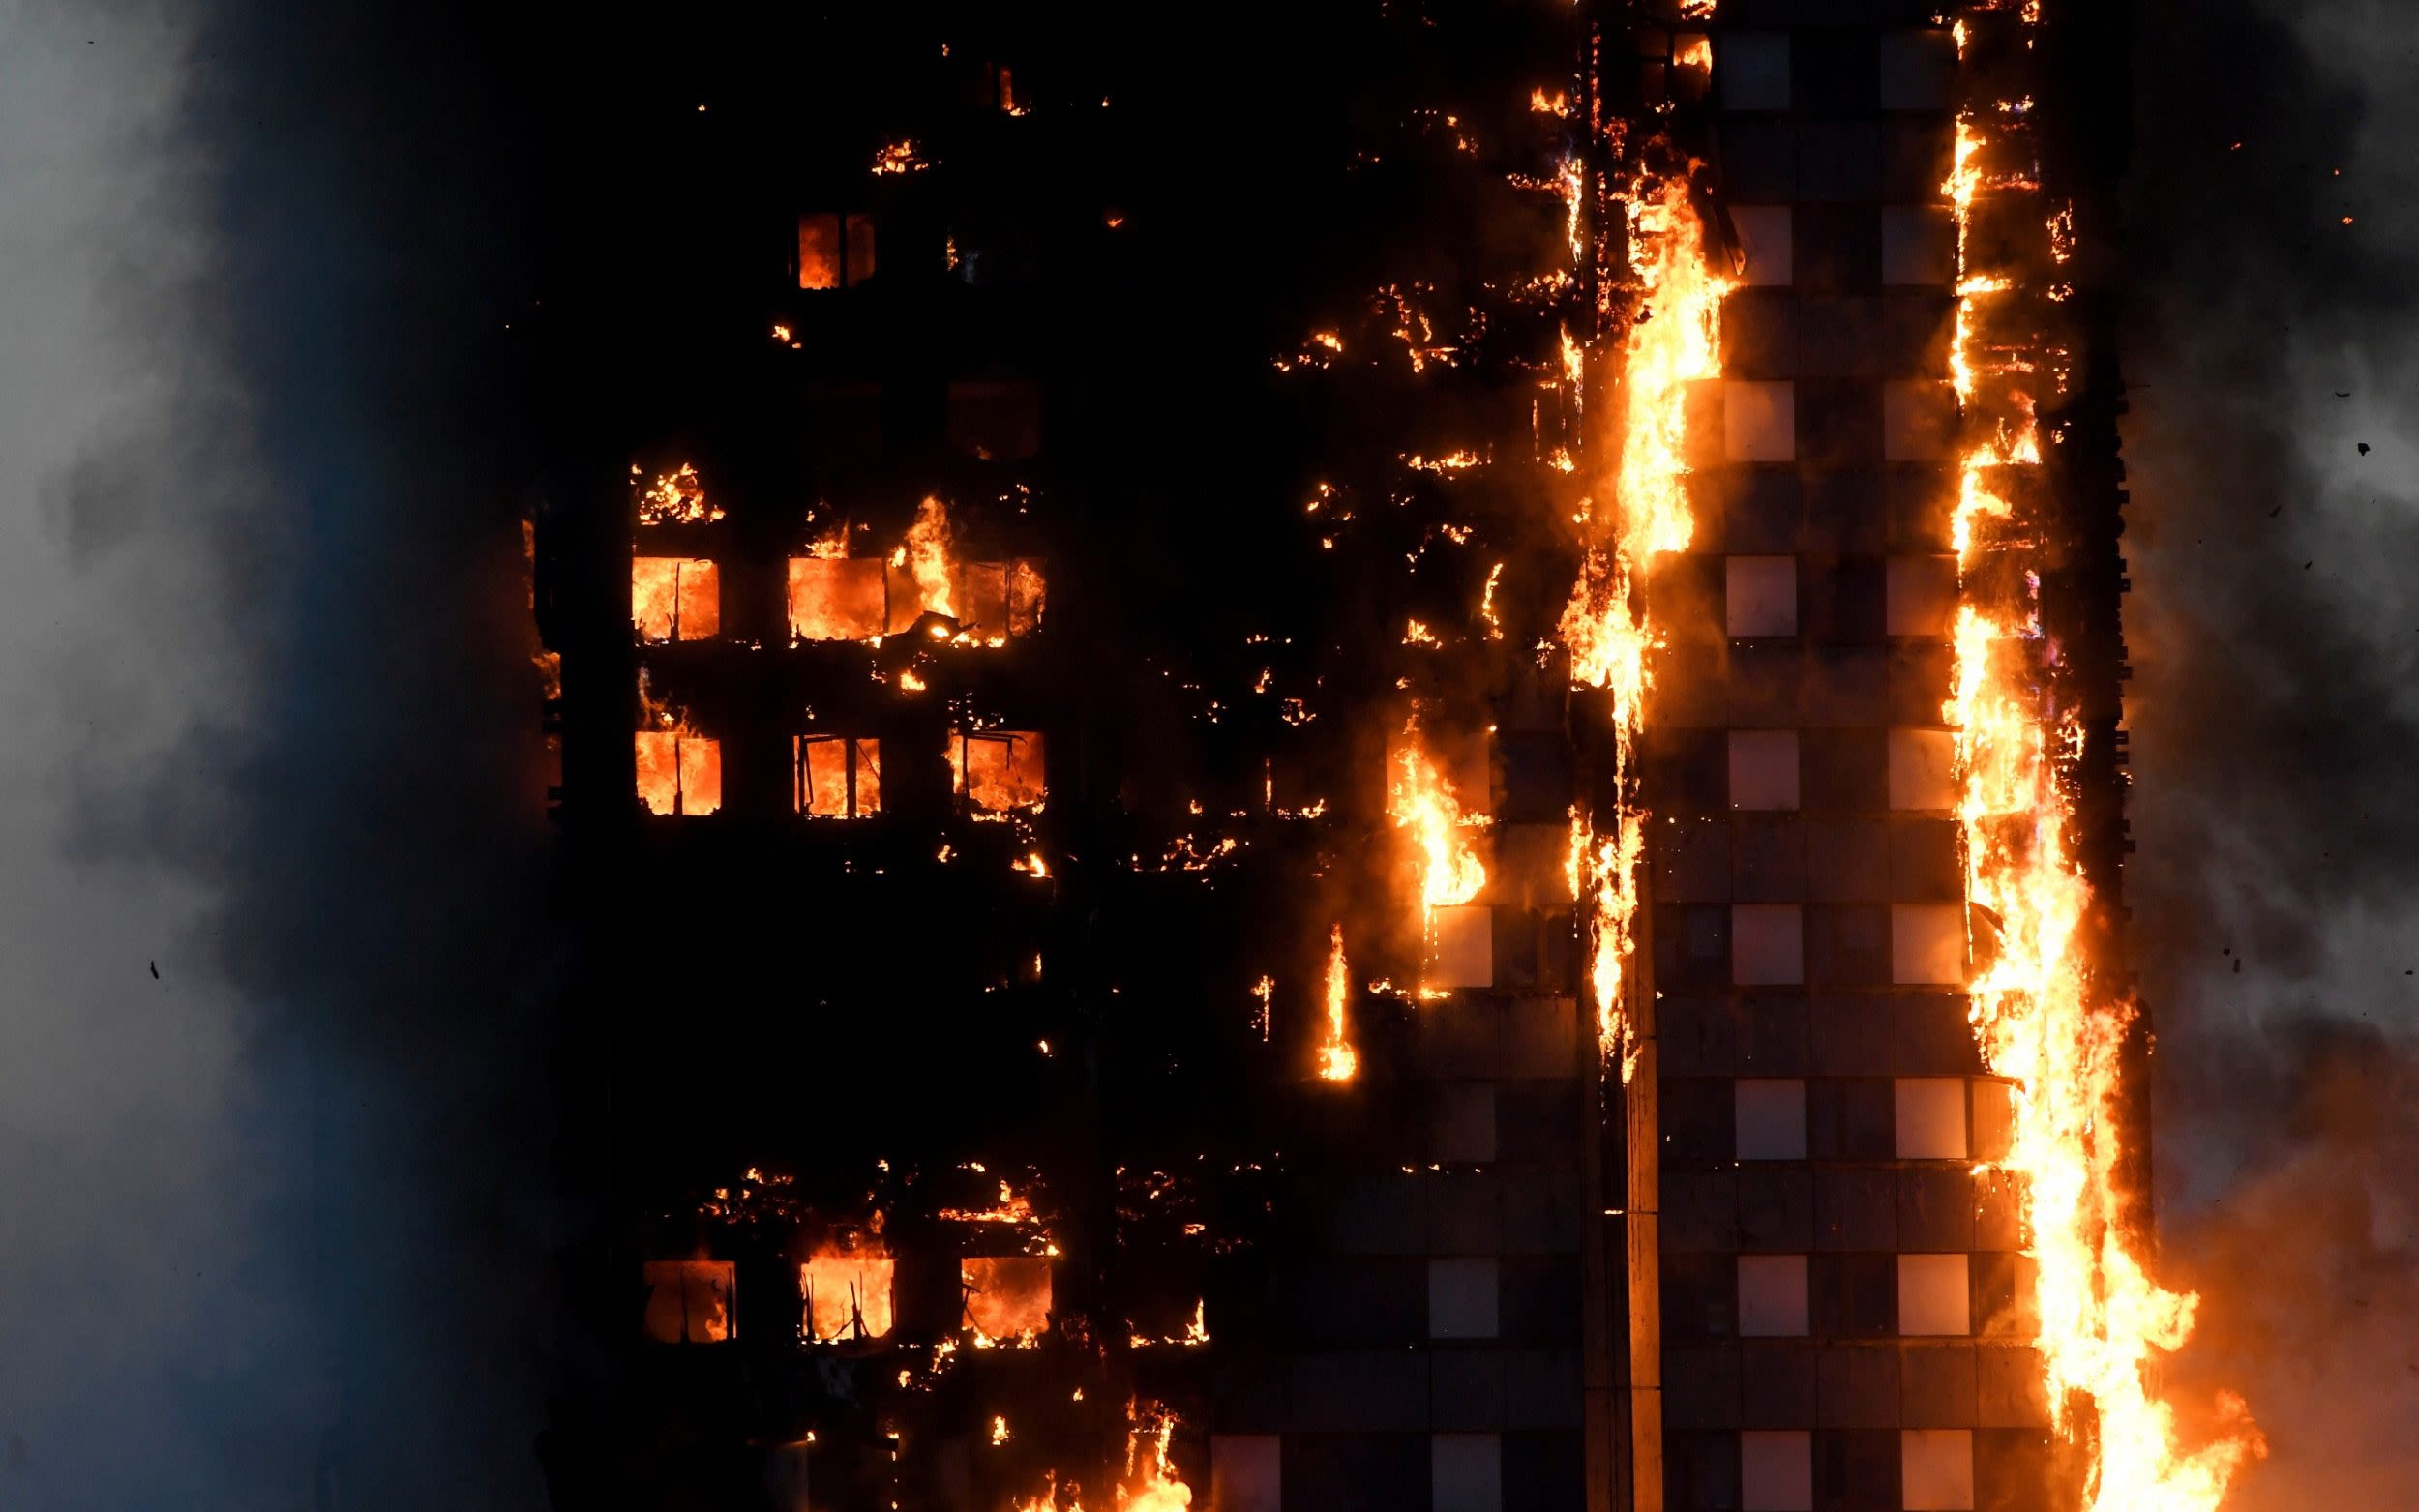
529,6,2127,1512
1647,13,2035,1512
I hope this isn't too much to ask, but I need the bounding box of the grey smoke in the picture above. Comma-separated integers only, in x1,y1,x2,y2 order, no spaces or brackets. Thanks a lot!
0,2,552,1507
2126,0,2419,1503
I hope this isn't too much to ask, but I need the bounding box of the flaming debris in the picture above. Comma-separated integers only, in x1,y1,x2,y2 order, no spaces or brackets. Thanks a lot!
1945,9,2259,1506
871,139,928,174
635,461,721,525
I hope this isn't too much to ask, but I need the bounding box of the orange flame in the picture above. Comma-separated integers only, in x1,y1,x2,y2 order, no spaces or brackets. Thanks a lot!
1560,177,1730,1064
636,461,722,525
634,674,720,816
1315,924,1357,1082
962,1255,1052,1347
1388,716,1489,991
1946,29,2261,1507
801,1245,895,1342
895,495,956,621
1116,1406,1192,1512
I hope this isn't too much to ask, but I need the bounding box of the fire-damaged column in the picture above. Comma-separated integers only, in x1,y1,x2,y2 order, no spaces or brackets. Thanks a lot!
1565,13,1731,1512
1941,5,2262,1509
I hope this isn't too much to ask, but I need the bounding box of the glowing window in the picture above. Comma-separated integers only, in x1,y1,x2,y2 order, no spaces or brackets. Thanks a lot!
797,211,877,290
1895,1079,1968,1159
800,1251,894,1342
1900,1429,1975,1510
953,563,1011,638
1972,1079,2016,1162
1740,1430,1811,1512
1737,1254,1808,1337
949,559,1049,644
794,736,881,818
1887,728,1957,810
1426,904,1493,990
642,1260,734,1343
788,557,887,642
1891,903,1964,985
632,558,720,642
635,731,722,816
1725,380,1796,462
953,730,1045,813
1898,1253,1971,1337
962,1256,1052,1343
884,559,1047,643
1885,555,1957,637
1008,559,1046,637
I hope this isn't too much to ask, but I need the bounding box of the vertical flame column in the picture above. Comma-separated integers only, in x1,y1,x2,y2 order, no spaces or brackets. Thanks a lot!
1948,8,2262,1510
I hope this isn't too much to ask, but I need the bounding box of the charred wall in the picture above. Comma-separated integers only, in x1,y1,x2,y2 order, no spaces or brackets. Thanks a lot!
533,5,1604,1510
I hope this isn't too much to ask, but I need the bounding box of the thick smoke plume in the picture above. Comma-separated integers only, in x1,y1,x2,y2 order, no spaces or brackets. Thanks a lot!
2124,0,2419,1504
0,2,551,1506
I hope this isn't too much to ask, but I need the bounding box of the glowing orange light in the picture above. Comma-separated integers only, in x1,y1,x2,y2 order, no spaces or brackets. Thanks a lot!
1946,50,2261,1509
801,1248,895,1342
637,462,721,525
1559,179,1730,1067
1314,924,1357,1082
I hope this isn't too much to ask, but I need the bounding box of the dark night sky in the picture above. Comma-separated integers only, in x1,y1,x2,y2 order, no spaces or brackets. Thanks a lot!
0,0,2408,1507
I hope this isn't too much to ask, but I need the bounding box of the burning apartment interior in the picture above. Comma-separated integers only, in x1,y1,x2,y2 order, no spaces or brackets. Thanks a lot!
527,4,2260,1511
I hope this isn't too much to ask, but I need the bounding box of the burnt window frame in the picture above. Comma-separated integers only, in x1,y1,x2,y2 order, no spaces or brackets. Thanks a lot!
793,734,882,820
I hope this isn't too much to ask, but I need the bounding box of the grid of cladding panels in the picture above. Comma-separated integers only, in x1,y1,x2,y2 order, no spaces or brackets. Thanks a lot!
1210,997,1595,1512
1654,15,2050,1512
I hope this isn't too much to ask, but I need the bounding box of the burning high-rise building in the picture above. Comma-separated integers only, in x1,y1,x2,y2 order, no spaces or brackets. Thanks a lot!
527,5,2259,1511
